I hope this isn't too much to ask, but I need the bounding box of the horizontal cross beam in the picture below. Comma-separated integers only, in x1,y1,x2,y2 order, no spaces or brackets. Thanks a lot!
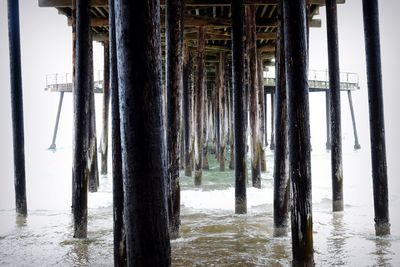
68,15,321,28
39,0,344,7
93,31,276,42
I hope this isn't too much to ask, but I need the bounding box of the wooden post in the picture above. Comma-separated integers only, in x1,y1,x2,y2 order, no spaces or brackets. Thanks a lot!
209,90,216,155
326,0,344,212
71,0,76,212
325,90,332,150
215,74,220,159
264,88,269,146
203,87,210,170
232,0,247,214
282,0,314,264
223,63,229,171
71,0,76,85
273,10,290,237
190,64,195,169
347,91,361,150
229,73,235,170
194,26,206,186
183,49,193,176
88,33,100,193
218,53,226,171
245,84,249,152
362,0,390,236
7,0,27,216
73,0,91,238
270,90,275,150
226,69,231,146
257,53,267,172
180,125,184,170
166,0,184,239
247,6,261,188
100,41,110,175
115,0,171,265
109,0,126,264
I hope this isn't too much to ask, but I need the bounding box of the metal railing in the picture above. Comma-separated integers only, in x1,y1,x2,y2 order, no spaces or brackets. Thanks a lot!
265,69,360,91
45,69,360,92
45,70,104,93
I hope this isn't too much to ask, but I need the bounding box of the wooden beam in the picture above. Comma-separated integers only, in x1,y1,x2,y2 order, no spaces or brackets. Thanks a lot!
160,14,231,27
188,45,230,52
39,0,107,7
68,17,109,26
258,44,275,52
257,18,321,28
72,15,321,28
185,31,276,40
40,0,344,7
160,0,345,6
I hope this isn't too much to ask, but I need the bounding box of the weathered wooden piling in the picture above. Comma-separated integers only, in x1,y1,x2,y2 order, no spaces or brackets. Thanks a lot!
209,89,217,155
247,6,261,189
229,77,235,170
218,53,226,171
109,0,126,264
194,26,206,186
100,41,110,175
264,88,268,146
166,0,184,239
180,125,185,170
325,90,332,150
7,0,27,216
245,84,249,152
226,71,232,146
203,91,210,170
282,0,314,264
362,0,390,236
326,0,344,212
347,91,361,150
257,53,267,173
232,0,247,214
71,0,76,213
88,34,100,193
215,75,221,159
273,11,290,237
183,49,193,177
72,0,91,238
270,91,275,150
115,0,171,265
190,65,196,169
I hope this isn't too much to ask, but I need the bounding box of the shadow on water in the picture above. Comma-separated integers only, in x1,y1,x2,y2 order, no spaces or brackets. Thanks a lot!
62,238,90,266
373,237,392,267
15,214,27,228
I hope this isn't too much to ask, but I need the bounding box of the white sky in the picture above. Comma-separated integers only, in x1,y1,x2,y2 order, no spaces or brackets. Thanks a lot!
0,1,399,203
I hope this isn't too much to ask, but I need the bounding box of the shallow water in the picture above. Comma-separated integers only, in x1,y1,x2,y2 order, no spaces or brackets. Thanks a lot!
0,147,399,266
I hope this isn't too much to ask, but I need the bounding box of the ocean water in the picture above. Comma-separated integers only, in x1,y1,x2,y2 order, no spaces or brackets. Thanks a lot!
1,1,400,266
0,143,399,266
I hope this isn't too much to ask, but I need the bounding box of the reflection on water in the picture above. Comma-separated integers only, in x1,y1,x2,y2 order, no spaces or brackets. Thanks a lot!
66,239,90,265
0,148,399,266
15,214,27,228
373,236,392,267
327,212,348,265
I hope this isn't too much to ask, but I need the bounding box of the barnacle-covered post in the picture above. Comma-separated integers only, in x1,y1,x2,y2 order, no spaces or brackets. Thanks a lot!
7,0,27,216
362,0,390,236
231,0,247,214
115,0,171,264
282,0,314,264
